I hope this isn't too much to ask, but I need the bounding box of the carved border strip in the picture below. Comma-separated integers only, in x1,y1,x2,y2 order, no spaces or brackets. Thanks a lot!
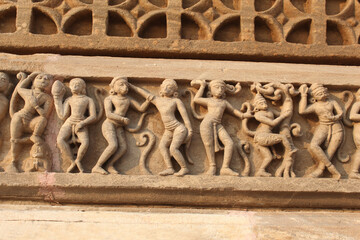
1,173,360,208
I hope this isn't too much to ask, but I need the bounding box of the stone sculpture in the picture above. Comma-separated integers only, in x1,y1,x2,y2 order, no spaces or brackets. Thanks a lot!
0,72,11,148
52,78,103,173
349,89,360,179
299,83,349,179
91,77,153,175
134,79,193,176
190,79,246,176
242,83,297,177
6,72,53,173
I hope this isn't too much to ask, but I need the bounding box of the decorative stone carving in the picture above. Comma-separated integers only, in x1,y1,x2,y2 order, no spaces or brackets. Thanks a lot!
190,79,245,176
135,79,193,176
349,89,360,179
91,77,153,175
6,72,53,173
0,72,11,149
242,82,298,177
298,83,350,179
0,0,358,63
52,78,103,173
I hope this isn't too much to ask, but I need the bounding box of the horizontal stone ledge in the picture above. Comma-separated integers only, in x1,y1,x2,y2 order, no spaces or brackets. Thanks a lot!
0,173,359,209
0,53,360,87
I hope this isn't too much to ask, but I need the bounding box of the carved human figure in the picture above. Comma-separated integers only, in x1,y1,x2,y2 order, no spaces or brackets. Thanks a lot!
349,89,360,179
52,78,102,173
191,79,245,176
91,77,153,174
7,72,53,173
0,72,11,148
246,82,301,178
243,90,296,177
299,83,347,179
134,79,193,176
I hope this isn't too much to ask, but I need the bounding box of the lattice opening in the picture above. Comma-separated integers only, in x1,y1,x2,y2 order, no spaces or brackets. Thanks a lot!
138,14,167,38
255,0,276,11
286,19,311,44
107,11,133,37
213,17,240,42
326,0,347,15
326,21,344,45
181,14,201,40
255,17,273,42
30,8,57,35
0,7,16,33
108,0,126,5
63,10,93,36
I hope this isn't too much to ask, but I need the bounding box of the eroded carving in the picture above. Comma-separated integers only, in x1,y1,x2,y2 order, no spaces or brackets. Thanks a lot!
52,78,103,173
7,72,53,173
242,83,298,178
135,79,193,176
190,79,245,176
91,77,153,175
299,83,349,179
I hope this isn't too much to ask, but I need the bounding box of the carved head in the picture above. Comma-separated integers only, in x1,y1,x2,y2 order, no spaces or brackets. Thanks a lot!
109,77,129,95
309,83,328,101
253,93,268,111
0,72,9,93
69,78,86,95
160,79,178,97
32,73,52,91
209,80,226,99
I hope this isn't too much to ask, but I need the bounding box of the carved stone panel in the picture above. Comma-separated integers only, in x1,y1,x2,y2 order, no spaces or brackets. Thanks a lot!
0,1,358,63
0,53,359,208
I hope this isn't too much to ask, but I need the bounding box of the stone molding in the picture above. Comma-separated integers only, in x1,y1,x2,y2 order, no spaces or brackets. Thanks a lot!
0,1,359,63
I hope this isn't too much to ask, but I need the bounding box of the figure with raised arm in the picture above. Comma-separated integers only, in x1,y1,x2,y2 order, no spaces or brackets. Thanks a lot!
134,79,193,176
242,88,296,177
52,78,103,173
7,72,53,173
91,77,153,174
190,79,245,176
298,83,347,179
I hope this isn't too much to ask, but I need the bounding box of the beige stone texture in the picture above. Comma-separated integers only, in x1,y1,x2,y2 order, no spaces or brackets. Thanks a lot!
0,204,359,240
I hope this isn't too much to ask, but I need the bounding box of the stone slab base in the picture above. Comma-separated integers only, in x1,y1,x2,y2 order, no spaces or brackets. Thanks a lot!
1,173,360,209
0,204,359,240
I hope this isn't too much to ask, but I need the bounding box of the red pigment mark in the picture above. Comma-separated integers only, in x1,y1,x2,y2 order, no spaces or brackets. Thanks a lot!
38,172,64,203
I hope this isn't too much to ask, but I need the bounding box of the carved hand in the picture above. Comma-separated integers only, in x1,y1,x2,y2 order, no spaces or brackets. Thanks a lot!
186,129,193,143
147,94,155,101
299,84,308,96
122,117,130,125
75,122,84,132
29,96,39,108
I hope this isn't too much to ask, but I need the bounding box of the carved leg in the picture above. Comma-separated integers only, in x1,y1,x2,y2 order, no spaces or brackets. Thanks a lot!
218,128,238,176
255,145,272,177
159,130,175,176
349,149,360,179
92,121,117,174
57,123,75,173
308,126,330,178
107,128,127,174
29,116,47,143
74,128,89,173
170,125,189,177
7,115,24,172
200,121,216,175
324,128,342,179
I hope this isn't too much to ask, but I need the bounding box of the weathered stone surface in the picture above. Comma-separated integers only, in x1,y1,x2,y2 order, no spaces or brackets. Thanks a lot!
0,204,359,240
0,1,358,63
0,173,360,208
